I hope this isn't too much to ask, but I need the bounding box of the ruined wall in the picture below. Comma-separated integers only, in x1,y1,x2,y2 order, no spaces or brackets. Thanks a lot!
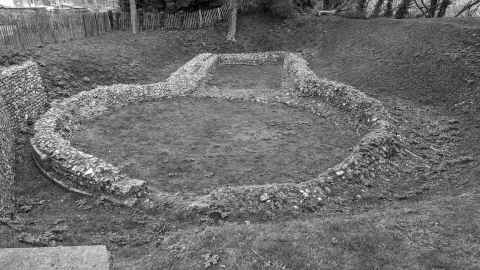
0,61,47,126
0,103,15,218
31,52,401,213
0,61,46,218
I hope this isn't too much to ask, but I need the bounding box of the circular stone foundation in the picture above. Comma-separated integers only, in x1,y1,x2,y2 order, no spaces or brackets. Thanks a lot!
32,52,398,211
70,96,362,195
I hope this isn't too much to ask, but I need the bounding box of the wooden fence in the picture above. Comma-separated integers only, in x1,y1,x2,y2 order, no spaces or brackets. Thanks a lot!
0,5,230,50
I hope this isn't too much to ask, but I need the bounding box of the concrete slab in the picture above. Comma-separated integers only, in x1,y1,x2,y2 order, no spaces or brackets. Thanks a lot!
0,245,110,270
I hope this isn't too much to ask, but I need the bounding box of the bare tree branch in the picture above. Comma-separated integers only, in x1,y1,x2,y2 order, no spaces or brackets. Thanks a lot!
455,0,480,17
413,0,428,17
419,0,430,15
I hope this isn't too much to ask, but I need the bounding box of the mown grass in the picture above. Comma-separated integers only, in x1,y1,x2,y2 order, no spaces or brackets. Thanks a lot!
116,193,479,269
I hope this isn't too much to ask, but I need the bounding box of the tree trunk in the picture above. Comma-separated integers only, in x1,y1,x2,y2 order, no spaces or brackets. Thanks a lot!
226,0,238,41
129,0,138,34
428,0,438,17
436,0,450,17
384,0,394,16
395,0,411,18
372,0,385,17
356,0,368,17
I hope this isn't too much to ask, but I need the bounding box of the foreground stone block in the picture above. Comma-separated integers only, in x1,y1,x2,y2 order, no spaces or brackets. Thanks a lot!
0,245,110,270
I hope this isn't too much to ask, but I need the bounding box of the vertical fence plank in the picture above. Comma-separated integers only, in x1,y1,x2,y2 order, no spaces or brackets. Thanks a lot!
83,14,87,37
14,21,24,50
95,13,100,36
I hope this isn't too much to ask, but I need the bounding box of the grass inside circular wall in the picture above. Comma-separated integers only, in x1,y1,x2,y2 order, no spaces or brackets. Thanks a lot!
71,96,362,196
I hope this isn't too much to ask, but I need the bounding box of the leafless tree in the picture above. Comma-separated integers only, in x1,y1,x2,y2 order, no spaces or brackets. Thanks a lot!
395,0,412,18
428,0,438,17
385,0,394,16
372,0,385,17
436,0,451,17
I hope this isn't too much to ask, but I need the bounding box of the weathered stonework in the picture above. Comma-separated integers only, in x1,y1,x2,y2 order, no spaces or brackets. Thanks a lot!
31,52,400,213
0,61,46,218
0,103,14,218
0,61,47,127
165,53,218,92
31,54,219,206
218,51,285,65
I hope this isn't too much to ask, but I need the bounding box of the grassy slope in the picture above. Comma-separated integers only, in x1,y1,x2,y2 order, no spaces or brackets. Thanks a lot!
130,193,480,270
1,14,479,269
123,16,479,270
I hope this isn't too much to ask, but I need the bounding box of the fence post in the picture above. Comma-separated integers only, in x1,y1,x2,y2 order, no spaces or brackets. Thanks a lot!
217,7,222,20
159,11,164,29
129,0,138,33
51,17,58,43
37,15,44,44
108,10,114,31
139,9,143,31
115,12,120,30
82,14,87,37
13,21,25,50
94,13,99,36
38,14,48,44
198,9,203,28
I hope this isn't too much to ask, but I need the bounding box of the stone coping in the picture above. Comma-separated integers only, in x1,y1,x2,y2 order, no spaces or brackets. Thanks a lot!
31,52,399,212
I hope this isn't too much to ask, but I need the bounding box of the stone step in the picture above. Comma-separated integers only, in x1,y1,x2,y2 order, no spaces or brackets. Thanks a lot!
0,245,110,270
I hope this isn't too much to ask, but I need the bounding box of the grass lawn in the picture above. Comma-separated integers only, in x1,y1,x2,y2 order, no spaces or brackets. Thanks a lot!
71,96,359,195
130,193,480,270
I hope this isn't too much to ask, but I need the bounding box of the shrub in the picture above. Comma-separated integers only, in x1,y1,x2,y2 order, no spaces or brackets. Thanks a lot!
267,0,297,18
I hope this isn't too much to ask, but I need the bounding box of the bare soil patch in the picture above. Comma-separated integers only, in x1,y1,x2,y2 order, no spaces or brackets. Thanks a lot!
71,96,360,195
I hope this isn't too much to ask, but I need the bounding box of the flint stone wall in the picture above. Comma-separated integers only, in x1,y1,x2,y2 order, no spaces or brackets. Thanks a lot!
0,104,14,218
31,53,219,206
31,52,400,212
0,61,46,218
0,61,47,126
202,52,400,212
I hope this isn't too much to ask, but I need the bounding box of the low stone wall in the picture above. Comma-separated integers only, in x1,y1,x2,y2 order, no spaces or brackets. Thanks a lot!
31,53,218,206
197,52,400,213
31,52,400,213
0,61,46,218
0,103,14,218
165,53,218,93
283,53,398,179
218,51,285,65
0,61,47,127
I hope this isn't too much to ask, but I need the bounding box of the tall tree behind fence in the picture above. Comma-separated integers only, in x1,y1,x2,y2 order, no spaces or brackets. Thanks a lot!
0,5,230,51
